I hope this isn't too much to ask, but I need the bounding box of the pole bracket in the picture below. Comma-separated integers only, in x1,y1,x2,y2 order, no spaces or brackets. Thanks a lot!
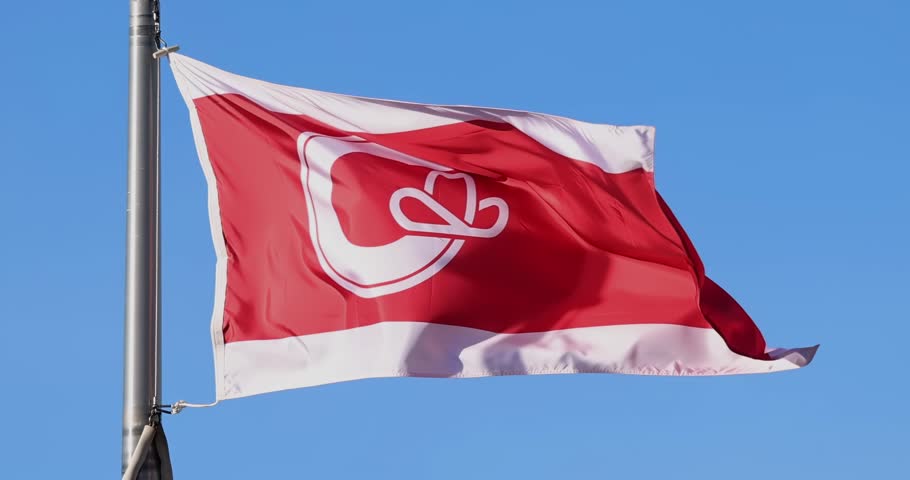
152,45,180,59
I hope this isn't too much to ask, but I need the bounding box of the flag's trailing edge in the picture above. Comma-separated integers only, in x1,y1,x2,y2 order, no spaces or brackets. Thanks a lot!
170,53,816,401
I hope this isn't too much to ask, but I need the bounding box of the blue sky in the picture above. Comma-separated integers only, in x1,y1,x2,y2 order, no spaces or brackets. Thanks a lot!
2,1,908,478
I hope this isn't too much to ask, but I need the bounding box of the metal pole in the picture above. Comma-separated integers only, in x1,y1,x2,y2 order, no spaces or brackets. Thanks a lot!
123,0,162,475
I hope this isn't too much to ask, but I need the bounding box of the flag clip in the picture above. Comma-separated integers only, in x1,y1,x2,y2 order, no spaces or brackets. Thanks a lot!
152,45,180,59
149,404,173,424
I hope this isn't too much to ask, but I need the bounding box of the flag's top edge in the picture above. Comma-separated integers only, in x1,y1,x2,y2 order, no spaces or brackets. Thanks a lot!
169,53,655,174
168,53,651,130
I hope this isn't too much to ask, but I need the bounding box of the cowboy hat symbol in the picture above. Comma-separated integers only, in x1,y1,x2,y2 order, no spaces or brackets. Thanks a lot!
298,133,509,298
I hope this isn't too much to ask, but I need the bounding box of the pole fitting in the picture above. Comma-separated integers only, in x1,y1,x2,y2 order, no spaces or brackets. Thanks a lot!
153,45,180,59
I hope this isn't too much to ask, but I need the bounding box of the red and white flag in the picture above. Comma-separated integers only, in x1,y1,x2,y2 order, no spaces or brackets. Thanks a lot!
171,54,816,400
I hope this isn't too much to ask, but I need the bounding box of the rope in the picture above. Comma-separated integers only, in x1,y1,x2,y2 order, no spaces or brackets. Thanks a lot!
118,399,212,477
121,425,156,480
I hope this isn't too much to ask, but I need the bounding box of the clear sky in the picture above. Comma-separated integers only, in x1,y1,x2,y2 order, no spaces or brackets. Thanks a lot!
2,1,908,478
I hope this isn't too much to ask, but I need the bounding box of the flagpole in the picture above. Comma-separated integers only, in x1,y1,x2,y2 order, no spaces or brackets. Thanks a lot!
123,0,162,475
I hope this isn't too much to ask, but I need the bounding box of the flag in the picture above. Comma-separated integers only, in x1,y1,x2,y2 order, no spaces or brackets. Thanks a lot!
170,54,816,400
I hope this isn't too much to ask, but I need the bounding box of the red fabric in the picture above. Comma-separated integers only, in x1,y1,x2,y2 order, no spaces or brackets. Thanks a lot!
195,93,768,360
654,193,769,359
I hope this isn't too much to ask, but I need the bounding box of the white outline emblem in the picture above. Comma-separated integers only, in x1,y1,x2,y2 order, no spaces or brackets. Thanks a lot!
297,133,509,298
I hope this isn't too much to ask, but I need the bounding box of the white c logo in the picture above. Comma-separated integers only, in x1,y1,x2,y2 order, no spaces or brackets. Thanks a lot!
298,133,509,298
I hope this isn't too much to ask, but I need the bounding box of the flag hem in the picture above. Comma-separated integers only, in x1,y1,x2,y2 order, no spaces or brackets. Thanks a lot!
170,58,229,400
219,322,817,400
165,53,656,175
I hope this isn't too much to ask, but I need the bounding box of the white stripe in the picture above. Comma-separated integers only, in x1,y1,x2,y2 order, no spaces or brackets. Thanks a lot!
220,322,817,400
172,63,230,399
169,53,655,174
